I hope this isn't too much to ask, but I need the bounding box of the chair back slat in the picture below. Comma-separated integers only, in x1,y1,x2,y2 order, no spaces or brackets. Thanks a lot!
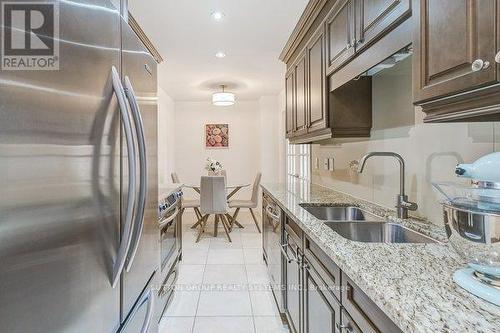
200,176,228,215
171,172,180,183
250,172,262,205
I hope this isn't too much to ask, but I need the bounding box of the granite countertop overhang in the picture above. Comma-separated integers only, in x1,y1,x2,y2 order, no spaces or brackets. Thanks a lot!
261,182,500,333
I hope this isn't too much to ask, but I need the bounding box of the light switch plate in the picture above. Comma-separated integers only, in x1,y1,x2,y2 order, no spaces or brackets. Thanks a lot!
323,158,329,170
328,158,334,171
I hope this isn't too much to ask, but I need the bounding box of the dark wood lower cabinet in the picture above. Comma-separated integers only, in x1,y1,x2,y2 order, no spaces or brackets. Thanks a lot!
340,309,363,333
303,259,341,333
341,273,402,333
262,191,403,333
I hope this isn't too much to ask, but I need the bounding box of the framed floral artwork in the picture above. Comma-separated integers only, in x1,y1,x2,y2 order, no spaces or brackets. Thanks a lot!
205,124,229,148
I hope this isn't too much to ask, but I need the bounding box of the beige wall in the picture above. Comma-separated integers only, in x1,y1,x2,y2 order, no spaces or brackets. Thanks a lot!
311,58,500,224
173,100,263,200
259,96,282,184
157,86,175,185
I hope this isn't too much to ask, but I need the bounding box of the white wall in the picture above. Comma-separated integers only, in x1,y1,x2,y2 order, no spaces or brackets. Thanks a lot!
157,65,176,185
311,57,500,224
278,89,287,183
259,96,281,183
174,101,262,199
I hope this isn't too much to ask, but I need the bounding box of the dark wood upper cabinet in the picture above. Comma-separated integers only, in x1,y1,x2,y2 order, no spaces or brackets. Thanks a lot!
414,0,497,103
294,53,308,136
285,70,295,138
355,0,411,51
326,0,355,74
307,26,328,133
413,0,500,122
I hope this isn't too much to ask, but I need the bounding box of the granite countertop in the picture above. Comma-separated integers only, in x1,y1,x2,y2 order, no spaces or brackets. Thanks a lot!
158,183,183,202
261,182,500,333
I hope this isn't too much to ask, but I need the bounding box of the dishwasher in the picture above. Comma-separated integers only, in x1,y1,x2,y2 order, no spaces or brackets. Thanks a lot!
262,193,285,315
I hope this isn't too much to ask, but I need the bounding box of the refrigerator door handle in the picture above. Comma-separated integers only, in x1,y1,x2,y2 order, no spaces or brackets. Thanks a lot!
111,66,137,288
123,76,148,272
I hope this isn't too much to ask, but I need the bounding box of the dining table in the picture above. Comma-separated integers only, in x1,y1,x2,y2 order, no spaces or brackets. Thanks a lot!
184,182,251,230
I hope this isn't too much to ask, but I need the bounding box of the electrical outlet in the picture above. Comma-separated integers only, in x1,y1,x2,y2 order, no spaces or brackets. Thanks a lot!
328,158,334,171
323,158,329,170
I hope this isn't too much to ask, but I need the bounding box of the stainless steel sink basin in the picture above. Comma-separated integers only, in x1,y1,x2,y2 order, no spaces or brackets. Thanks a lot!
325,221,437,243
300,204,383,221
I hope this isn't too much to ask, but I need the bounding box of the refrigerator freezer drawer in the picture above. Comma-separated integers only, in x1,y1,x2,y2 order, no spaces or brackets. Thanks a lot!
119,273,158,333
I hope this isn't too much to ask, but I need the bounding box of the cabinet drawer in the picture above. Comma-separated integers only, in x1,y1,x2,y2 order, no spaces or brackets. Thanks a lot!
285,216,303,248
341,273,402,333
304,236,341,301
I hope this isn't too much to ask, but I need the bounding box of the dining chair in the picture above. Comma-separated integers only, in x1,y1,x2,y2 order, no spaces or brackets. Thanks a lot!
171,172,203,227
171,172,180,183
197,176,232,242
228,172,262,233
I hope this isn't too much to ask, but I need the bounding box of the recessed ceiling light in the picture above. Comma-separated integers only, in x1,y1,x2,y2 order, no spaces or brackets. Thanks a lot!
211,11,225,21
215,51,226,58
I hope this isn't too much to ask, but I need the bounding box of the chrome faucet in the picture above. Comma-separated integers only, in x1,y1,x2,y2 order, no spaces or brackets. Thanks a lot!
357,152,418,219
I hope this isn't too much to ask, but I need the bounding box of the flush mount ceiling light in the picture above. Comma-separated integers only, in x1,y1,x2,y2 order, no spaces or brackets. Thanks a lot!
211,11,225,21
215,51,226,58
212,85,235,106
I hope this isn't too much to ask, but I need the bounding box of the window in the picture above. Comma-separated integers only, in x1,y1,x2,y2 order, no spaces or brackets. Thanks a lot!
286,142,311,182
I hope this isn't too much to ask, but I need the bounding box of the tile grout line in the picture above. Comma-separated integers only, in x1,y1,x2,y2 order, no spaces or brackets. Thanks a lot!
243,254,258,333
190,233,209,333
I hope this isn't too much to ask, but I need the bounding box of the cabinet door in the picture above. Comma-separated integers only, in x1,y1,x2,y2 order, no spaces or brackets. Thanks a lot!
414,0,497,103
303,261,341,333
355,0,411,51
285,70,295,138
307,27,328,133
294,54,308,136
326,0,356,74
340,309,363,333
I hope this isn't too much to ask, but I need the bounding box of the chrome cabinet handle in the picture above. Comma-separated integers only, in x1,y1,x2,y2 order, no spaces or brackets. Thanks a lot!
495,51,500,63
111,66,137,288
336,323,354,333
280,242,300,264
266,205,280,221
280,243,294,263
471,59,490,72
124,76,148,272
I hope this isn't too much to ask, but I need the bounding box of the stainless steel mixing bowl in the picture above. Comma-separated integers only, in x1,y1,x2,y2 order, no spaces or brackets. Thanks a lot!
443,204,500,281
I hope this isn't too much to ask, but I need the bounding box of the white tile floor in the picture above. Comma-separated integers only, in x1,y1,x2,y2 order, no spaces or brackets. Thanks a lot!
159,211,290,333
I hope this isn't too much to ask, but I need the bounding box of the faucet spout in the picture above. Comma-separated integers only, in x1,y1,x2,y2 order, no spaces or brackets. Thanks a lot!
356,152,416,219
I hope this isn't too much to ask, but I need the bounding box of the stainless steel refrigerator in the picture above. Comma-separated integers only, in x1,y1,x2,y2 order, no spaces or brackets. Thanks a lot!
0,0,159,332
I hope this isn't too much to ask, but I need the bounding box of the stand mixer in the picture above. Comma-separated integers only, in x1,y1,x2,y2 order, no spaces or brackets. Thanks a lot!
433,152,500,306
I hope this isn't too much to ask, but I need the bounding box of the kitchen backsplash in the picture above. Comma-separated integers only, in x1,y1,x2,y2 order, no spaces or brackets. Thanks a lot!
311,58,500,225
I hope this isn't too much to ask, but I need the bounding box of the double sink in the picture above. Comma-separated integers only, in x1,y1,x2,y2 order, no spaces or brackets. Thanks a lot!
300,204,436,244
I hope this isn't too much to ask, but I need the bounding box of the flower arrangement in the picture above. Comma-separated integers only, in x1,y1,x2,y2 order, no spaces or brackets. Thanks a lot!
205,157,223,173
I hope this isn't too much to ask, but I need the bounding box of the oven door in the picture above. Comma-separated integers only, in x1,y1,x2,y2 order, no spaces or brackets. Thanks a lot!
159,205,180,273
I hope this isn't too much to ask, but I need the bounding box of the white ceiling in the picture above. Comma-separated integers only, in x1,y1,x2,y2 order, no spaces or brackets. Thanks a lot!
128,0,308,101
